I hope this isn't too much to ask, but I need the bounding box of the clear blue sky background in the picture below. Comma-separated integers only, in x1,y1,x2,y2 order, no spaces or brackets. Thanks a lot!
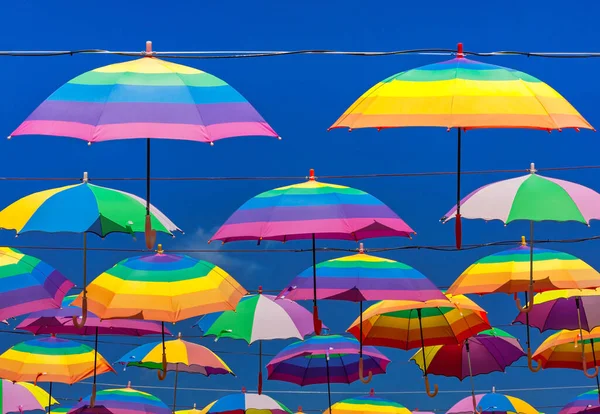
2,0,600,413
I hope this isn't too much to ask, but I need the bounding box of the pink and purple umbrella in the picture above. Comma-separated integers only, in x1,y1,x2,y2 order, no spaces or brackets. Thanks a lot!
210,169,415,334
267,334,390,412
559,389,600,414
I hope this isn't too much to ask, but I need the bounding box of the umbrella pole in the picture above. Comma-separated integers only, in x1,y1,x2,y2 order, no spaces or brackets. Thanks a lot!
144,137,156,250
158,322,167,380
358,301,372,384
325,352,332,414
524,291,541,372
466,340,478,413
417,309,438,398
72,233,88,328
90,327,99,408
258,340,263,395
455,127,462,250
172,363,179,414
47,382,52,414
577,298,599,378
312,233,322,335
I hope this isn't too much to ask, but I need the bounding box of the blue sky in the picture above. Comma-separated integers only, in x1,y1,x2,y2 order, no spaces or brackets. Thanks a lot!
2,0,600,413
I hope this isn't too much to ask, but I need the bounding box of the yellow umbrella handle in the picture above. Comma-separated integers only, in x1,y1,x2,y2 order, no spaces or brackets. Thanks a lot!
358,357,373,384
527,347,542,372
90,383,97,408
72,294,88,328
157,352,168,381
514,285,535,313
424,376,438,398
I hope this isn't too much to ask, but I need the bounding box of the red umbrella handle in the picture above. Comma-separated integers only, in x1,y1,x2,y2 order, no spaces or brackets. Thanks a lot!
424,376,438,398
527,347,542,372
359,357,373,384
455,213,462,250
313,306,322,335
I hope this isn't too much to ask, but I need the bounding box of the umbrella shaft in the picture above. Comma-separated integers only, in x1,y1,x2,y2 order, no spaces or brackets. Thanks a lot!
325,356,332,414
173,364,179,413
146,138,151,212
456,128,461,212
48,382,52,414
93,327,98,385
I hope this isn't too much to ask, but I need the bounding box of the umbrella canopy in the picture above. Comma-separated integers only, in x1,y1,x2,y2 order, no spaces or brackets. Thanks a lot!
347,294,490,349
448,244,600,295
117,335,234,376
410,328,524,380
532,327,600,373
0,335,114,384
68,385,171,414
327,390,411,414
17,294,169,336
513,289,600,332
0,176,180,237
267,334,390,386
559,389,600,414
0,380,58,414
175,404,203,414
278,246,445,302
196,292,316,343
447,392,539,414
200,393,292,414
0,247,73,320
72,246,246,322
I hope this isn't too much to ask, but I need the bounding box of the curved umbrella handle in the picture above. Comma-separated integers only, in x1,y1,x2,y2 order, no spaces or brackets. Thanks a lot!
90,383,97,408
157,352,167,381
72,294,88,328
475,406,484,414
145,215,157,250
34,372,44,386
358,357,373,384
514,285,535,313
527,347,542,372
581,344,599,378
424,376,438,398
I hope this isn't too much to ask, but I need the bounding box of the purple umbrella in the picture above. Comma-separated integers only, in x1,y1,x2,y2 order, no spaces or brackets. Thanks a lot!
267,334,390,412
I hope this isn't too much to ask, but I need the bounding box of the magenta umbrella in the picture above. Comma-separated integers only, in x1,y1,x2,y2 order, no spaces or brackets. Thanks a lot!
210,169,415,336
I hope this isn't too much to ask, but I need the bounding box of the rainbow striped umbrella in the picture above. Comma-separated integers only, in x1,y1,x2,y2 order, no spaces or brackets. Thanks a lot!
447,392,538,414
0,247,73,320
0,380,58,414
69,383,171,414
10,41,277,249
559,389,600,414
327,390,411,414
73,245,246,380
330,43,593,250
211,168,414,334
348,293,489,397
267,335,389,411
201,392,292,414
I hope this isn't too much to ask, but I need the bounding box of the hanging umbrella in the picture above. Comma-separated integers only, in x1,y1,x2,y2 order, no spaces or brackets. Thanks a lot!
68,382,171,414
278,242,445,384
267,334,390,413
447,390,539,414
10,41,278,249
0,247,72,320
559,389,600,414
410,328,524,412
348,293,489,397
327,389,411,414
71,244,246,382
447,238,600,373
513,289,600,332
200,391,292,414
195,286,318,394
330,42,593,249
175,404,204,414
0,171,181,328
117,333,234,413
0,335,114,413
210,168,415,335
16,294,168,407
0,380,58,414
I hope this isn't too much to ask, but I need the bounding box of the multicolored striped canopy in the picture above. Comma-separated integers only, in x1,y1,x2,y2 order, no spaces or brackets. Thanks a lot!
0,336,114,384
210,170,414,242
69,386,171,414
0,247,73,320
410,328,525,380
72,248,246,322
0,179,180,237
200,393,292,414
347,294,490,349
513,289,600,332
447,244,600,295
279,249,445,302
327,392,411,414
532,327,600,371
17,294,169,336
447,393,539,414
196,293,316,343
559,389,600,414
11,50,278,143
0,380,58,414
330,50,592,131
117,335,234,376
442,168,600,224
267,335,390,386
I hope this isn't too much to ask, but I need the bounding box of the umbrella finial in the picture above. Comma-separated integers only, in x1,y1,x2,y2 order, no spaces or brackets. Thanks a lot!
157,244,164,254
457,42,464,58
127,381,131,388
193,404,197,409
241,386,246,393
177,332,182,339
370,388,374,396
309,169,315,181
145,41,153,55
530,162,537,174
82,172,88,183
258,285,263,294
521,236,527,246
359,243,364,254
298,406,303,413
492,385,495,393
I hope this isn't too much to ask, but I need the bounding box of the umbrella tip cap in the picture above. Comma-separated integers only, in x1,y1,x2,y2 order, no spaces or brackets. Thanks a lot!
127,381,131,388
146,41,152,54
530,162,537,173
82,172,88,183
521,236,527,246
157,244,164,254
309,169,315,180
457,42,464,57
359,243,364,254
258,286,263,294
370,388,374,396
241,386,246,393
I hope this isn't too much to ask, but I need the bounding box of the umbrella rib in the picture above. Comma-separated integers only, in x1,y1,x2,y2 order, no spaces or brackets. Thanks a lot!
338,353,351,384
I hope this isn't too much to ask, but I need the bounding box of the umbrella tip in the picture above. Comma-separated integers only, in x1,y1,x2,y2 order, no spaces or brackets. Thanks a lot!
178,332,182,339
359,243,364,254
298,406,303,413
157,244,164,254
145,41,153,55
309,169,315,181
492,385,495,393
521,236,527,246
241,386,246,393
127,381,131,388
193,404,196,409
530,162,536,174
82,172,88,183
258,286,263,294
457,42,464,57
370,388,374,396
6,135,11,140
